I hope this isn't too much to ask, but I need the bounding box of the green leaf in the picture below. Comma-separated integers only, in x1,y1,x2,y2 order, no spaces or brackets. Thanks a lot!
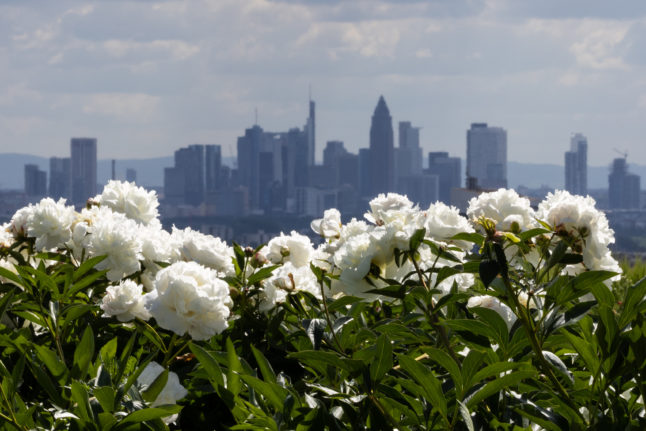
366,284,407,299
302,318,327,350
251,345,276,384
0,267,23,287
479,259,500,287
457,400,474,431
451,232,485,246
226,337,242,396
465,370,535,409
467,363,524,394
68,270,108,297
542,351,573,385
142,369,168,403
370,334,392,384
421,347,463,394
71,380,94,423
94,386,116,413
288,350,363,373
470,306,509,347
190,342,225,388
35,345,68,384
73,255,107,281
409,228,426,252
115,406,182,428
73,325,95,379
444,319,498,342
397,355,448,422
619,276,646,329
562,331,598,374
239,374,288,410
246,265,279,286
328,295,362,312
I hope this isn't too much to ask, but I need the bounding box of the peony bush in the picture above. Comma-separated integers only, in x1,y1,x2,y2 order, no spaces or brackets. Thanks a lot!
0,181,645,430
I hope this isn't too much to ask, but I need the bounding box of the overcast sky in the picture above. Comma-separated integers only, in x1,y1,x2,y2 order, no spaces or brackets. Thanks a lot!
1,0,646,166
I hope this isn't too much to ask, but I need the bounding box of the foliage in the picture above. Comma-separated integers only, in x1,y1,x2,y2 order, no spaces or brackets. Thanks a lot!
1,185,646,430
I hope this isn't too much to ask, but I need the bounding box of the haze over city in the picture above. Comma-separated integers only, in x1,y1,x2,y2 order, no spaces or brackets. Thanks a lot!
2,0,646,166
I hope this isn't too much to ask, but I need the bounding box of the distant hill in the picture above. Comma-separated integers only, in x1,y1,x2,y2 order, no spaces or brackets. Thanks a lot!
0,152,642,191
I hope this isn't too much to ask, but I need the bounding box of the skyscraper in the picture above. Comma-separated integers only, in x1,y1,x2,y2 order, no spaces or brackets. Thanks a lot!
305,99,315,166
205,145,222,193
369,96,395,196
466,123,507,189
609,157,641,209
565,133,587,196
70,137,97,206
24,164,47,197
49,157,71,200
428,152,461,205
396,121,423,177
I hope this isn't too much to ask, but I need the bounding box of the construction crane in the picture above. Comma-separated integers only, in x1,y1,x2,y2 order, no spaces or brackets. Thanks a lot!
614,148,628,160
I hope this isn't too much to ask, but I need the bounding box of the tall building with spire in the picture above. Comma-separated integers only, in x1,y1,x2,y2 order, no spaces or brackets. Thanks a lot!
369,96,395,196
565,133,588,196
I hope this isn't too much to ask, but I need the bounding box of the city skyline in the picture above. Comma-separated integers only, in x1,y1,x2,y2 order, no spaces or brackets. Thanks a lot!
2,1,646,166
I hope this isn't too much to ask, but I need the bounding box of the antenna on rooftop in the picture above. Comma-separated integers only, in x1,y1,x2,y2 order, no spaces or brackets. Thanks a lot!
254,107,258,126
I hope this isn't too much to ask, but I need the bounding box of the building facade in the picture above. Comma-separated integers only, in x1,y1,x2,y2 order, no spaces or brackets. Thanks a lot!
565,133,588,196
369,96,395,196
70,138,97,206
609,158,641,209
466,123,507,189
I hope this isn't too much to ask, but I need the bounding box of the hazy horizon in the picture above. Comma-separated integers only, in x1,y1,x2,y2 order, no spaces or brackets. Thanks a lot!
2,1,646,166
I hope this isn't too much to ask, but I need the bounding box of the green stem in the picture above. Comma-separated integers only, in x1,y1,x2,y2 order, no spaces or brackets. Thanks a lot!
501,275,586,425
161,334,178,367
409,253,461,365
319,279,346,356
0,383,26,431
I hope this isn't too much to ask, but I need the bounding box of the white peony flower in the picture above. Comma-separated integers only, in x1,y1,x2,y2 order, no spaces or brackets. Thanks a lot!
467,189,536,232
537,190,621,278
144,262,232,340
467,295,517,330
365,193,416,225
139,224,181,266
96,180,160,225
70,206,143,282
265,231,314,268
171,227,234,276
423,202,474,249
0,223,13,248
259,262,322,312
9,204,35,236
311,208,342,239
22,198,77,251
137,361,188,424
101,280,150,322
260,262,321,311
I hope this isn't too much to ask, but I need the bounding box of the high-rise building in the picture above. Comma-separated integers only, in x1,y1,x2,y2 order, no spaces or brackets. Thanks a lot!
396,121,423,177
466,123,507,189
176,145,205,206
565,133,588,196
126,168,137,183
70,137,97,206
609,158,641,209
305,99,316,166
428,152,461,205
49,157,71,200
369,96,395,196
24,164,47,197
205,145,222,193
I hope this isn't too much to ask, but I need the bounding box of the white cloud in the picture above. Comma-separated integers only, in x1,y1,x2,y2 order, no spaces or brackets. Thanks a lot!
82,93,161,122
